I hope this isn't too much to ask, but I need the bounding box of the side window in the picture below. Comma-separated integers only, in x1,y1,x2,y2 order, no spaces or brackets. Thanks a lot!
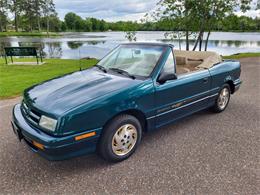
162,51,175,74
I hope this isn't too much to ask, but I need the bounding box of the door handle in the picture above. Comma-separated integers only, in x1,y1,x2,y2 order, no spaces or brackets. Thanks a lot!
203,77,209,83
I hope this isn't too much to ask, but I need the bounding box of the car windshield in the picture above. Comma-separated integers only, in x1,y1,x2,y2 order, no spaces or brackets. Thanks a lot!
97,44,165,77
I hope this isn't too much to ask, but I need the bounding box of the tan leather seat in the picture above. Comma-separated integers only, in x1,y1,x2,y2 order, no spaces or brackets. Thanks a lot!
174,50,222,74
176,67,190,74
176,56,186,65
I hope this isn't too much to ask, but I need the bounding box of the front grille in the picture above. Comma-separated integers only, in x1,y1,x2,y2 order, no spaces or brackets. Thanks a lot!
21,101,41,127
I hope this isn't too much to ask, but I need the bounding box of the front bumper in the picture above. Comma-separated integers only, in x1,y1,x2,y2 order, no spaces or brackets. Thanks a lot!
12,104,101,161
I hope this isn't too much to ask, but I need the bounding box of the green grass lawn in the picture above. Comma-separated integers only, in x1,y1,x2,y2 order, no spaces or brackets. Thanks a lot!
223,52,260,59
0,58,97,99
0,32,60,37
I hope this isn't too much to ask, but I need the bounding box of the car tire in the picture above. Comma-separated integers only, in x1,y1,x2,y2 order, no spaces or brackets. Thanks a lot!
98,114,142,162
211,84,231,113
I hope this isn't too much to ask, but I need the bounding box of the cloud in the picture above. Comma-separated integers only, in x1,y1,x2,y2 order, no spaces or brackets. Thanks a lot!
54,0,158,21
54,0,259,22
235,0,260,19
235,0,260,18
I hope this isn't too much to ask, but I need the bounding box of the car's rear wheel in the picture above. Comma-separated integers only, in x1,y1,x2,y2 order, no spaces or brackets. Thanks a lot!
98,114,142,162
212,84,231,113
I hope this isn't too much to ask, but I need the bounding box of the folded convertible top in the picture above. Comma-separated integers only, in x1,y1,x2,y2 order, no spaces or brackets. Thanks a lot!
174,50,222,69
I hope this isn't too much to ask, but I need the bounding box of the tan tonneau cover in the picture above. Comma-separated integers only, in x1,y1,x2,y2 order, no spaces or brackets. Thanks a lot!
174,50,222,69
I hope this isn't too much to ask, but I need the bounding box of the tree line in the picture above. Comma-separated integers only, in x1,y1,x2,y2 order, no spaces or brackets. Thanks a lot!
108,15,260,32
1,11,259,33
47,11,260,32
1,0,259,34
0,0,58,33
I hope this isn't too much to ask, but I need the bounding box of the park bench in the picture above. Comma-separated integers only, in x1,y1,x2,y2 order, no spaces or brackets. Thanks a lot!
4,47,43,65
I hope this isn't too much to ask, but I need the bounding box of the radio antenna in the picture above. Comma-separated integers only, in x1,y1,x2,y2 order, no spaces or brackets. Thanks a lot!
78,48,82,71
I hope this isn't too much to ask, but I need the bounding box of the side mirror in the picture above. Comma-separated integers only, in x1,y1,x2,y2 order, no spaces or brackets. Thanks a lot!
157,72,177,84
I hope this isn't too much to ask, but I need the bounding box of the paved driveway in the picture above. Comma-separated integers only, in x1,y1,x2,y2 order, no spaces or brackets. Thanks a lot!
0,58,259,194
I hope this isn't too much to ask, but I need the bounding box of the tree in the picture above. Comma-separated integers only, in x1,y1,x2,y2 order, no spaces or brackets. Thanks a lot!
6,0,55,32
100,19,108,31
75,17,85,31
154,0,252,51
90,18,100,31
34,0,46,31
41,14,61,32
64,13,109,32
188,0,252,51
0,0,8,32
8,0,22,32
84,18,92,31
21,0,36,31
154,0,200,50
64,12,78,30
61,21,67,31
42,0,56,34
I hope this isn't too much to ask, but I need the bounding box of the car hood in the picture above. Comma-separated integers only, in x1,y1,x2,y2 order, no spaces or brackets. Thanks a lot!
24,68,142,116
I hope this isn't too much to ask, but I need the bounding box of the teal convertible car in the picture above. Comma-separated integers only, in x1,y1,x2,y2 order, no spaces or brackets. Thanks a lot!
12,43,242,162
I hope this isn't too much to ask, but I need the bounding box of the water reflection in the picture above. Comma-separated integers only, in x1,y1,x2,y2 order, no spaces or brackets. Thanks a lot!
159,39,260,49
67,40,106,50
87,40,106,45
0,41,11,57
214,40,220,46
18,42,44,49
46,42,62,58
67,42,84,50
225,40,243,47
0,32,259,59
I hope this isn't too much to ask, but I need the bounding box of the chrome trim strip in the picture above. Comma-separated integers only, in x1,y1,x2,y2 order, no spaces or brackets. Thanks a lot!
23,102,28,110
26,116,39,126
29,111,40,121
146,115,157,120
147,93,218,120
234,79,242,86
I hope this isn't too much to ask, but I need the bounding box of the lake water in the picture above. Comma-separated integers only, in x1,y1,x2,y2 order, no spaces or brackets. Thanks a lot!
0,31,260,59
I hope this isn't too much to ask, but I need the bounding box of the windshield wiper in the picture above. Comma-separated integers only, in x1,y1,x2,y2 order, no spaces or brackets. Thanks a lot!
94,64,107,73
109,68,135,79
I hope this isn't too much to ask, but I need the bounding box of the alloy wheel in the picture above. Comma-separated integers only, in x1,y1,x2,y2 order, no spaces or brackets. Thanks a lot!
112,124,137,156
218,87,230,110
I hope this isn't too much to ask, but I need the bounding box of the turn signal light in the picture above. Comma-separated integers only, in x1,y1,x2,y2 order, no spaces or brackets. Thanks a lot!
75,131,96,141
32,141,44,150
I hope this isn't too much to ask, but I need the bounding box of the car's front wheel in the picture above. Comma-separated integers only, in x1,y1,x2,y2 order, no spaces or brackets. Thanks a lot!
98,114,142,162
212,84,231,113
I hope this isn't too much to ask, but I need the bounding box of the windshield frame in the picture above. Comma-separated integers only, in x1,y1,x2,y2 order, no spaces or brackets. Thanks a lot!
95,44,168,80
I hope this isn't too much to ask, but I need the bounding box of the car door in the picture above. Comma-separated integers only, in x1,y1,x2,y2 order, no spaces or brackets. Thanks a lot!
154,48,211,128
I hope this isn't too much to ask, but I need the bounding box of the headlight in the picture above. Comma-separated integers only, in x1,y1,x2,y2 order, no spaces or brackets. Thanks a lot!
39,115,57,131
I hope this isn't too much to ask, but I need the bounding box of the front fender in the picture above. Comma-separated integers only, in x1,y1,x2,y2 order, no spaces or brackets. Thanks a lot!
59,79,155,136
224,75,233,83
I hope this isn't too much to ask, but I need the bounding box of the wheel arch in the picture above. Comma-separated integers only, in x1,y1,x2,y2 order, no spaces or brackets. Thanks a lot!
225,80,235,94
103,109,147,133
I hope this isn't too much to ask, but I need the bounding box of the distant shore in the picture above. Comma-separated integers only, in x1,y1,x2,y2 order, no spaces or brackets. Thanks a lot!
0,32,60,37
223,53,260,59
1,30,260,38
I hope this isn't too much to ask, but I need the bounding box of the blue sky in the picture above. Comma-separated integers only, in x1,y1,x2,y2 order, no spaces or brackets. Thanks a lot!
54,0,260,21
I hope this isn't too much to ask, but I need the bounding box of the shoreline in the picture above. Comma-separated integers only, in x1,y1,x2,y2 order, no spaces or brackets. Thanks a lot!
0,32,61,37
1,30,260,38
